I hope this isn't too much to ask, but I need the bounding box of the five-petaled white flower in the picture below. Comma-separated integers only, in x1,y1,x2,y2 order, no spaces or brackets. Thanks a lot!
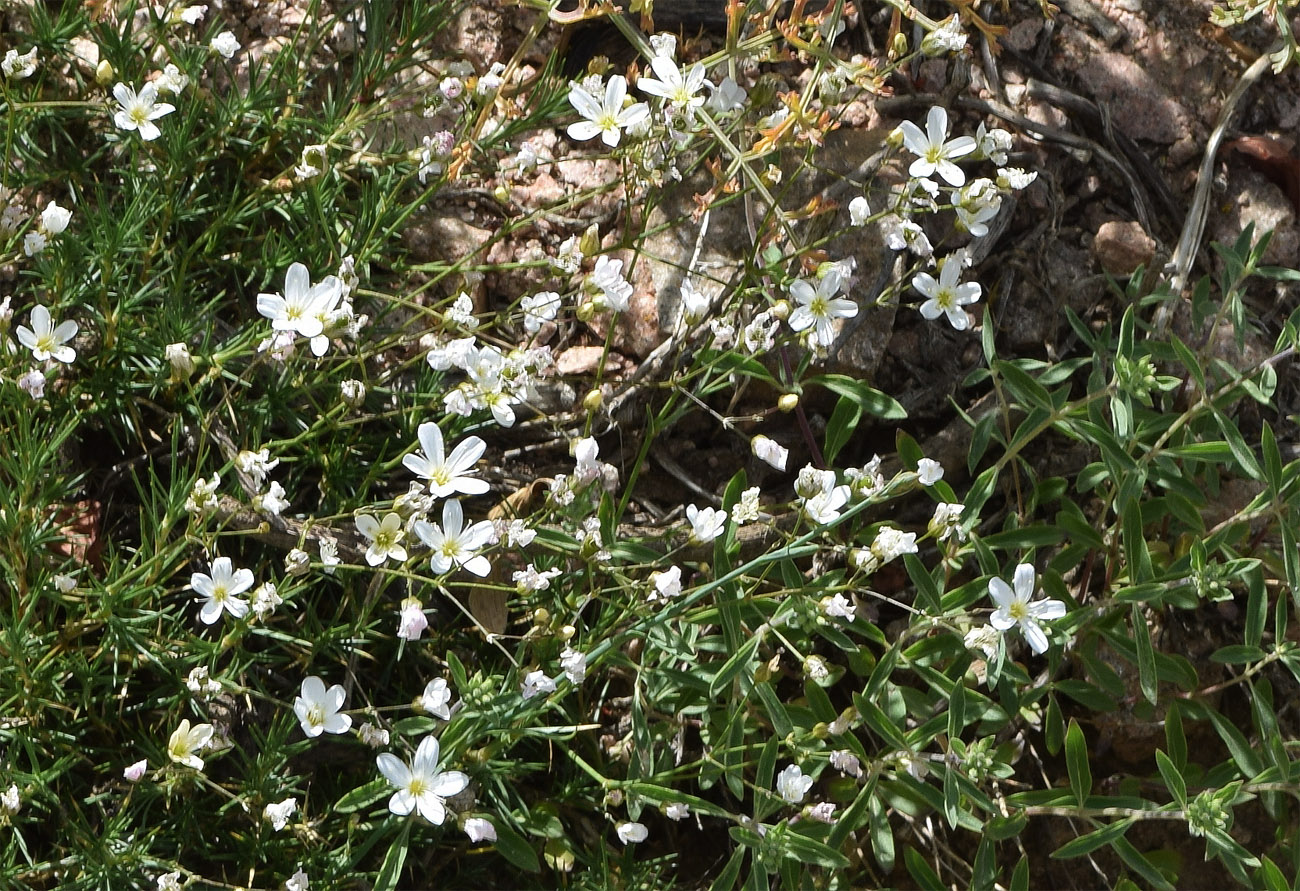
898,105,976,187
167,719,214,770
988,563,1067,655
912,258,982,331
375,735,469,825
776,764,814,803
293,676,352,738
112,82,175,141
686,504,727,544
15,304,77,363
402,421,489,498
616,821,648,844
567,74,649,147
210,30,240,59
418,678,453,719
355,512,408,566
191,556,254,624
637,56,708,115
788,267,858,349
413,499,495,577
256,262,343,348
263,797,297,831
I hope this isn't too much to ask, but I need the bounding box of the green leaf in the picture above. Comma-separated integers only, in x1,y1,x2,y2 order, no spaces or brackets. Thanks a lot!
492,818,541,873
1131,603,1158,705
947,682,966,740
374,822,411,891
1010,855,1030,891
753,682,793,739
995,360,1053,411
854,693,909,750
1051,817,1134,859
1262,422,1282,491
1122,498,1152,583
905,553,940,613
1155,750,1187,808
904,844,945,890
756,736,779,799
965,464,1000,519
1112,835,1176,891
942,764,961,828
980,524,1065,550
1165,700,1187,771
710,848,747,891
708,633,760,697
896,429,923,469
1211,406,1263,481
808,374,906,419
334,778,390,814
1065,719,1092,808
1210,644,1267,664
782,830,851,868
824,395,863,465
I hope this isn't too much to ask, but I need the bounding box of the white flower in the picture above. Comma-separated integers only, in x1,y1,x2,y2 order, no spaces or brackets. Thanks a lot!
616,822,648,844
340,378,366,407
732,486,762,525
165,342,194,379
707,76,747,115
257,481,290,516
263,797,297,831
513,563,562,592
233,448,278,487
751,435,788,471
589,255,632,312
16,305,77,363
921,15,967,56
665,802,690,821
191,556,254,624
567,74,649,147
650,565,682,602
294,676,352,737
355,512,408,566
376,736,470,825
112,82,175,141
417,678,454,720
952,177,1001,237
250,582,281,621
464,816,497,842
803,485,851,525
898,106,976,187
848,195,871,226
397,597,428,640
157,873,183,891
776,764,814,803
124,759,148,782
916,458,944,486
976,124,1014,165
167,719,214,769
402,421,489,498
2,48,38,79
185,472,221,514
257,262,343,343
41,201,71,235
679,278,710,324
830,750,862,777
359,722,390,747
319,537,339,574
521,669,556,699
930,501,967,541
559,647,586,684
210,30,240,59
997,167,1037,190
822,593,855,620
296,143,327,179
285,548,309,576
854,526,918,573
521,290,561,334
988,563,1067,655
788,267,858,350
17,369,45,400
964,624,1000,661
52,574,76,595
0,784,20,816
913,257,982,330
186,666,221,699
806,802,836,823
285,869,308,891
414,499,495,577
686,504,727,544
637,55,708,115
155,63,189,95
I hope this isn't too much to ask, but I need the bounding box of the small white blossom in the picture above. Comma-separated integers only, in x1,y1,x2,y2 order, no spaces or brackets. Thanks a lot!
916,458,944,486
414,499,495,577
263,797,297,831
913,256,982,330
340,378,366,407
0,784,20,816
898,106,976,187
185,472,221,515
921,15,967,56
707,76,747,115
997,167,1037,190
976,124,1014,166
751,435,788,471
686,504,727,544
520,290,561,334
318,538,339,574
803,485,851,525
616,822,648,844
788,267,857,350
235,448,279,488
650,565,682,602
566,74,649,147
112,82,175,141
295,144,327,179
16,305,77,363
830,749,862,777
375,735,469,825
191,556,253,624
521,669,557,699
988,563,1067,655
52,573,76,593
355,512,408,566
848,195,871,226
155,63,189,95
665,802,690,821
679,278,710,324
822,593,856,620
358,722,390,747
257,481,290,516
165,342,195,379
513,563,562,592
464,816,497,842
417,678,454,720
397,597,428,641
284,548,310,577
930,501,967,542
285,869,308,891
2,48,38,79
210,30,240,59
157,872,183,891
732,486,762,525
403,422,489,498
776,764,814,804
559,647,586,684
294,676,352,737
588,255,633,312
17,369,45,400
124,759,148,782
167,719,214,770
250,581,281,621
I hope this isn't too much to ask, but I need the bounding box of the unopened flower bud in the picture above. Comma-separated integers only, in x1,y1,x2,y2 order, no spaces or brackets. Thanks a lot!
579,224,602,258
575,300,596,322
532,607,550,626
769,299,790,321
340,378,366,407
165,342,195,380
583,388,603,413
95,59,114,86
778,393,799,412
890,32,909,59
